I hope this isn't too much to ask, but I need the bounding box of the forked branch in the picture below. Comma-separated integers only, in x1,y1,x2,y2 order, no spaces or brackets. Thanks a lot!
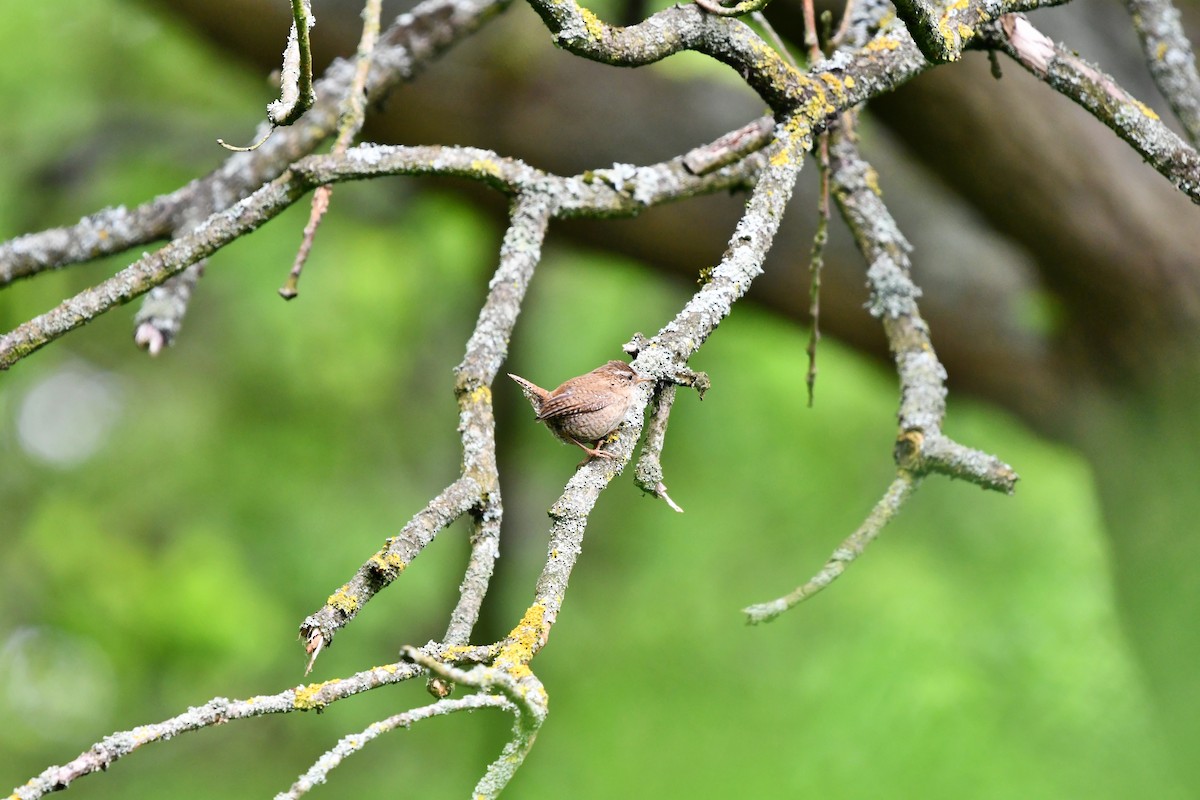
11,0,1195,795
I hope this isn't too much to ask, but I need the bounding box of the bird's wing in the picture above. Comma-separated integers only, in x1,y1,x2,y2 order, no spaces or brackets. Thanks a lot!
537,386,608,420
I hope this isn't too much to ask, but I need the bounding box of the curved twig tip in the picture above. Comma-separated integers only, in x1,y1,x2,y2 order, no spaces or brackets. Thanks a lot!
218,126,276,153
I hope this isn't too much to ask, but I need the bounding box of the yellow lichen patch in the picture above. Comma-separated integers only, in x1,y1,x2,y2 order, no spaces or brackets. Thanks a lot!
293,680,335,711
439,644,477,661
495,603,547,679
1133,99,1160,120
770,111,813,165
933,0,971,48
1156,42,1168,61
467,385,492,405
819,72,846,102
769,146,793,168
866,36,902,54
469,158,502,178
746,37,802,84
797,89,831,127
327,585,360,615
368,551,407,578
864,166,882,197
578,6,605,40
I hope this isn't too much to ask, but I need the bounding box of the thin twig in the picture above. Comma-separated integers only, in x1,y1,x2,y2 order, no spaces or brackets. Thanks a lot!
682,116,774,175
9,658,432,800
299,476,483,671
275,693,514,800
744,473,919,623
634,384,685,512
0,0,514,288
218,0,316,150
798,0,828,407
744,116,1018,621
281,0,383,298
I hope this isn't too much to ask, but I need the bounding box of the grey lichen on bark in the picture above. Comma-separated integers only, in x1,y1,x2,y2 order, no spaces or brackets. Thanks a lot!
9,0,1199,795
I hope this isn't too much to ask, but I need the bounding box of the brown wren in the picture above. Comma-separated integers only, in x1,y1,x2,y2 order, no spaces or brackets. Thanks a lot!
508,360,652,461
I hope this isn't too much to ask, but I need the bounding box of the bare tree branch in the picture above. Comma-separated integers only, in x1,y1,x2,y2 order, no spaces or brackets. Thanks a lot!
1126,0,1200,144
281,0,383,298
0,0,510,287
744,119,1016,623
10,657,433,800
9,0,1199,793
276,692,515,800
992,13,1200,203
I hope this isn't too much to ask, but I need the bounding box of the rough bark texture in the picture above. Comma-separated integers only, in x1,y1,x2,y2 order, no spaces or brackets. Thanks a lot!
137,1,1200,782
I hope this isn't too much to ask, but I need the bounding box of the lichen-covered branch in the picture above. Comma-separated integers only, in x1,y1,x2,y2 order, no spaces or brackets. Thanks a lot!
891,0,1072,63
294,143,780,658
0,141,757,371
276,692,514,800
990,14,1200,203
0,0,511,287
832,126,1019,492
298,192,553,662
1125,0,1200,145
516,118,810,656
18,0,1200,795
9,657,430,800
0,173,310,368
743,120,1018,623
298,475,483,663
634,384,685,512
403,646,547,799
267,0,317,127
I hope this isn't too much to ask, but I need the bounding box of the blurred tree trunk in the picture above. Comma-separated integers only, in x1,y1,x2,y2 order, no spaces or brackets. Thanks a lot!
144,0,1200,785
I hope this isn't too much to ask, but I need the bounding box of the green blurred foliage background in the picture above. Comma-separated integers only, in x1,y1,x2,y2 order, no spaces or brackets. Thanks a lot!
0,1,1188,797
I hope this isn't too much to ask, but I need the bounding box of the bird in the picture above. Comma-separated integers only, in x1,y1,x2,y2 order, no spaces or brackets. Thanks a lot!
508,360,652,461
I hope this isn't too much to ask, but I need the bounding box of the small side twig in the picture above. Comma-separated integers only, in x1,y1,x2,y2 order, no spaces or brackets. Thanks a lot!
682,116,774,176
219,0,317,151
634,384,685,512
796,0,829,407
281,0,383,299
132,262,205,355
275,693,514,800
743,472,918,623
